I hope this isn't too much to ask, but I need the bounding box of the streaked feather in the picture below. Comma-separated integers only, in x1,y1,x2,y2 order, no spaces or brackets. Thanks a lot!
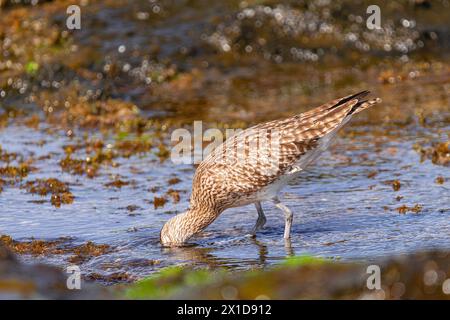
191,91,381,211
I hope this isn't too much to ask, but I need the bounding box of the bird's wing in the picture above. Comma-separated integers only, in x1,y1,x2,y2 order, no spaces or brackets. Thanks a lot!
273,91,381,173
195,91,381,200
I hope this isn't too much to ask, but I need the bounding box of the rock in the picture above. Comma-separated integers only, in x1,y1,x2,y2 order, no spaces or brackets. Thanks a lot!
0,244,113,299
157,251,450,299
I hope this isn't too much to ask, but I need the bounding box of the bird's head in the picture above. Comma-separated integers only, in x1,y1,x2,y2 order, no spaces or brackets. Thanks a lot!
160,206,218,247
160,211,193,246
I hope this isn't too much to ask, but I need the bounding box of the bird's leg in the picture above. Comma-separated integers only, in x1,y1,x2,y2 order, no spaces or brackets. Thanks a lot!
272,197,293,239
284,238,294,255
251,201,267,236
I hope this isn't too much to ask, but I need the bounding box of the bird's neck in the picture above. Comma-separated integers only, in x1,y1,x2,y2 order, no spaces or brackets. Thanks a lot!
186,207,218,234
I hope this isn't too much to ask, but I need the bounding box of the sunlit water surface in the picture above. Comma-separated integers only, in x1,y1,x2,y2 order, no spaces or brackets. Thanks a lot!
0,121,449,283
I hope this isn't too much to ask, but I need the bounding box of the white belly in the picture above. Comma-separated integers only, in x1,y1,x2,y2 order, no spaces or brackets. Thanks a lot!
254,173,298,201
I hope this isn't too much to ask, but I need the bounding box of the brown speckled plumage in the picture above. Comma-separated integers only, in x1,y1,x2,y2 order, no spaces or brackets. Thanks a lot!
160,91,381,246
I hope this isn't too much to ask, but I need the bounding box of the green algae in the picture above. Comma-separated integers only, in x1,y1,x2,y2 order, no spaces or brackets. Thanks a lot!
125,266,225,299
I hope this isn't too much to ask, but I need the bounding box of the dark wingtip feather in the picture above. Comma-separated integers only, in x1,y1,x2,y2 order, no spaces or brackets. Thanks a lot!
340,90,370,104
327,90,370,111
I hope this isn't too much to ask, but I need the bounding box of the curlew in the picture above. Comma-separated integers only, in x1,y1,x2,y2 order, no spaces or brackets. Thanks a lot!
160,91,381,246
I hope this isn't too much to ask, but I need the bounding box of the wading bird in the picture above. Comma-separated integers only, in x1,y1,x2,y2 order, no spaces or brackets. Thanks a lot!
160,91,381,246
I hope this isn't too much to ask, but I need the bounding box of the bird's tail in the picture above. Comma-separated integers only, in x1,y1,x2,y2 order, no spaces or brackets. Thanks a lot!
303,90,381,119
348,94,382,115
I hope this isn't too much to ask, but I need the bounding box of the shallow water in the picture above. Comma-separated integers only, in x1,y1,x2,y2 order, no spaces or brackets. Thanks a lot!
0,118,449,283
